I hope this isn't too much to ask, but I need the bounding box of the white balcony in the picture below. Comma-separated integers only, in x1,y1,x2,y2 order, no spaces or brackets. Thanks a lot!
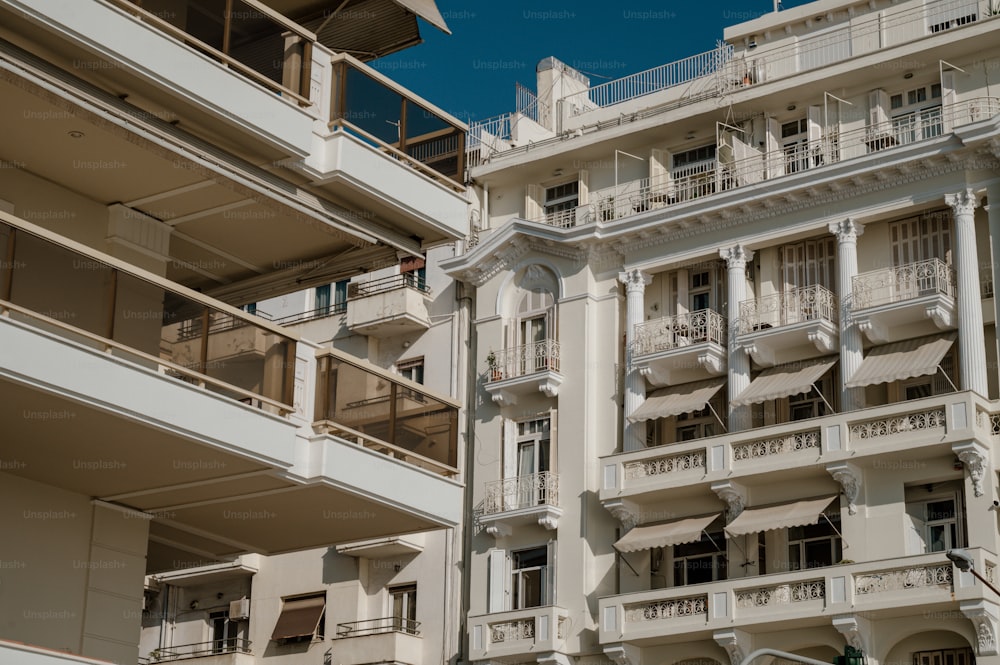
598,551,991,645
631,310,727,387
334,619,423,665
346,274,432,338
484,340,562,406
851,258,957,344
736,285,839,367
600,391,991,504
468,606,571,662
479,472,562,536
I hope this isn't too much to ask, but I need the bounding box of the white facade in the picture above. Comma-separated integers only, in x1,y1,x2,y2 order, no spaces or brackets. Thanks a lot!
448,0,1000,663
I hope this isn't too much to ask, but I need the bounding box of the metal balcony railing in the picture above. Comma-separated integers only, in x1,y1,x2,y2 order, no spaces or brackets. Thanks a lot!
631,309,727,357
147,638,251,662
851,258,956,310
737,285,838,335
336,617,420,638
483,472,560,515
347,273,431,300
486,340,561,382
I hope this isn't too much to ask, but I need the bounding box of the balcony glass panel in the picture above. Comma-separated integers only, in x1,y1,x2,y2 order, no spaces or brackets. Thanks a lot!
314,352,459,474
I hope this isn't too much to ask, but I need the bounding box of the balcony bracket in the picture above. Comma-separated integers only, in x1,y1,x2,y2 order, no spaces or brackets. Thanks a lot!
713,629,750,665
832,614,871,654
604,644,640,665
711,481,747,522
953,442,989,498
485,523,512,538
959,599,999,656
537,651,573,665
699,351,726,376
808,329,837,354
538,510,561,531
856,318,889,344
741,341,774,367
490,389,517,407
826,462,861,516
604,499,640,532
926,304,954,330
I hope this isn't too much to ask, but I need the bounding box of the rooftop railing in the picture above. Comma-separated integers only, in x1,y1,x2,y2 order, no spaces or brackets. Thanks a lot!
631,309,727,357
107,0,315,105
329,54,466,190
737,285,838,335
336,617,420,638
0,213,296,415
851,258,956,310
314,350,459,476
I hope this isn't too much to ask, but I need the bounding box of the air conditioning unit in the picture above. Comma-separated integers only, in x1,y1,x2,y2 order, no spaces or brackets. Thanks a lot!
229,598,250,620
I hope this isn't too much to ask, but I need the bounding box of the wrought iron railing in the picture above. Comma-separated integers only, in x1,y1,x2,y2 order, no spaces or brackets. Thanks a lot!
851,258,956,310
486,340,561,382
347,273,431,300
336,617,420,637
270,302,347,326
482,472,559,515
736,285,838,335
147,638,251,662
631,309,726,357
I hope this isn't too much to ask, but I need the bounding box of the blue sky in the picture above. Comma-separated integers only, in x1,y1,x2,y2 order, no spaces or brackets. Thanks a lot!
376,0,817,123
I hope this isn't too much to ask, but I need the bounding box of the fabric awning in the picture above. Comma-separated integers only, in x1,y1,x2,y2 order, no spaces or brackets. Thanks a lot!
731,357,838,407
844,333,955,388
270,595,326,641
614,514,722,553
393,0,452,33
725,496,837,537
628,378,727,422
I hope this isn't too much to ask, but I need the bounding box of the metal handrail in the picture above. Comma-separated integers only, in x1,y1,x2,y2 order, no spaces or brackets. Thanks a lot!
631,309,727,357
335,617,421,637
483,471,560,515
736,285,838,335
486,340,561,382
851,258,956,309
347,273,431,300
148,638,251,661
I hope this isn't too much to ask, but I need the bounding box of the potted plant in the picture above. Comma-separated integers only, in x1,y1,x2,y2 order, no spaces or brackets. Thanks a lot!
487,350,501,381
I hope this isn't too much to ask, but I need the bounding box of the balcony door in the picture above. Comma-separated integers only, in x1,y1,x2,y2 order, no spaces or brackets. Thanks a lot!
889,214,952,300
389,584,417,634
511,546,549,609
209,610,239,653
515,290,555,374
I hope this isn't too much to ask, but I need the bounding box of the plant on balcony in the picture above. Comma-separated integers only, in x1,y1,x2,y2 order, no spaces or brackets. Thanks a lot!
487,350,502,381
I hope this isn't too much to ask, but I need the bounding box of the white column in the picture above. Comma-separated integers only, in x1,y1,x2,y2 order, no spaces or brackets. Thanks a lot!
829,219,865,412
619,268,652,452
986,181,1000,386
720,245,753,431
946,188,988,396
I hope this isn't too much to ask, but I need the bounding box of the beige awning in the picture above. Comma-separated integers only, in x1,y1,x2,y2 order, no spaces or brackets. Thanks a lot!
725,496,837,537
731,357,838,407
271,595,326,641
393,0,452,33
628,378,727,422
614,514,722,553
845,333,955,388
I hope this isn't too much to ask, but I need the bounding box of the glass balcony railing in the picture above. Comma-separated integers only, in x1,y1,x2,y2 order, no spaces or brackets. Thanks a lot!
329,54,466,189
314,350,459,476
107,0,315,104
0,215,296,414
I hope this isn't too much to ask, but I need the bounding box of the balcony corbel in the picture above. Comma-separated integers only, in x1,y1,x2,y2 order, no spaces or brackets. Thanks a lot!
603,644,639,665
605,499,640,532
711,481,747,522
856,318,889,344
926,303,955,330
832,614,871,654
490,389,517,407
953,441,990,498
959,600,999,657
713,629,750,665
826,462,861,516
740,340,774,367
698,351,726,376
485,523,512,538
808,328,837,354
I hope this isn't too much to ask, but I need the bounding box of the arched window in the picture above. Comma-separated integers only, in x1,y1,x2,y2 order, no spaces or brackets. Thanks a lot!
516,289,555,347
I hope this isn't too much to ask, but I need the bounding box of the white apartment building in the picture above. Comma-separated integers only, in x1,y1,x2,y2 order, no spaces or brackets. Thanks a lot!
445,0,1000,663
0,1,471,665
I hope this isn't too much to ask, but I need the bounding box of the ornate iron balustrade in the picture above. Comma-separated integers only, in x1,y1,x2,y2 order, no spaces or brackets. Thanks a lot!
851,258,955,310
336,617,420,637
490,618,535,643
732,430,821,461
486,340,561,382
482,472,559,515
624,596,708,622
854,563,953,594
624,450,706,479
849,409,945,440
736,285,837,334
735,580,825,609
631,309,726,357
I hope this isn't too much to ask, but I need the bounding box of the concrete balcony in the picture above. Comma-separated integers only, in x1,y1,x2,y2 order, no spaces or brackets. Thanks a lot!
851,258,957,344
345,274,432,338
479,472,562,536
736,285,839,367
631,310,727,387
334,619,423,665
598,550,996,646
600,391,992,505
484,340,562,406
468,606,572,663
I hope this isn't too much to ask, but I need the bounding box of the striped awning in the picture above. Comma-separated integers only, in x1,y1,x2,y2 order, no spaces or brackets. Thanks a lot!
725,496,837,537
845,334,955,388
628,378,726,422
731,357,838,407
614,514,722,553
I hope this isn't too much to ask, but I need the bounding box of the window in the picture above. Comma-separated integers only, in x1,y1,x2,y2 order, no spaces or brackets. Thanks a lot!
671,530,726,586
517,417,551,476
398,357,424,385
401,256,427,290
781,118,811,173
672,145,716,201
906,486,964,554
389,584,417,634
889,86,943,146
315,284,331,314
543,181,579,226
676,407,717,441
270,593,326,644
787,372,834,422
787,511,842,570
511,546,548,609
334,279,349,311
689,270,712,312
513,289,556,374
209,610,239,653
889,212,951,266
242,303,257,315
914,647,975,665
925,497,960,552
780,238,836,291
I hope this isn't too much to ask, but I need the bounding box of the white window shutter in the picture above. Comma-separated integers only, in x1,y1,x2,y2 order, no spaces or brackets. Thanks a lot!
807,105,823,142
766,118,784,178
577,169,589,205
487,549,507,612
868,89,889,129
649,149,674,200
941,70,956,131
525,184,543,222
548,408,558,473
502,419,518,480
545,540,557,606
905,514,927,555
